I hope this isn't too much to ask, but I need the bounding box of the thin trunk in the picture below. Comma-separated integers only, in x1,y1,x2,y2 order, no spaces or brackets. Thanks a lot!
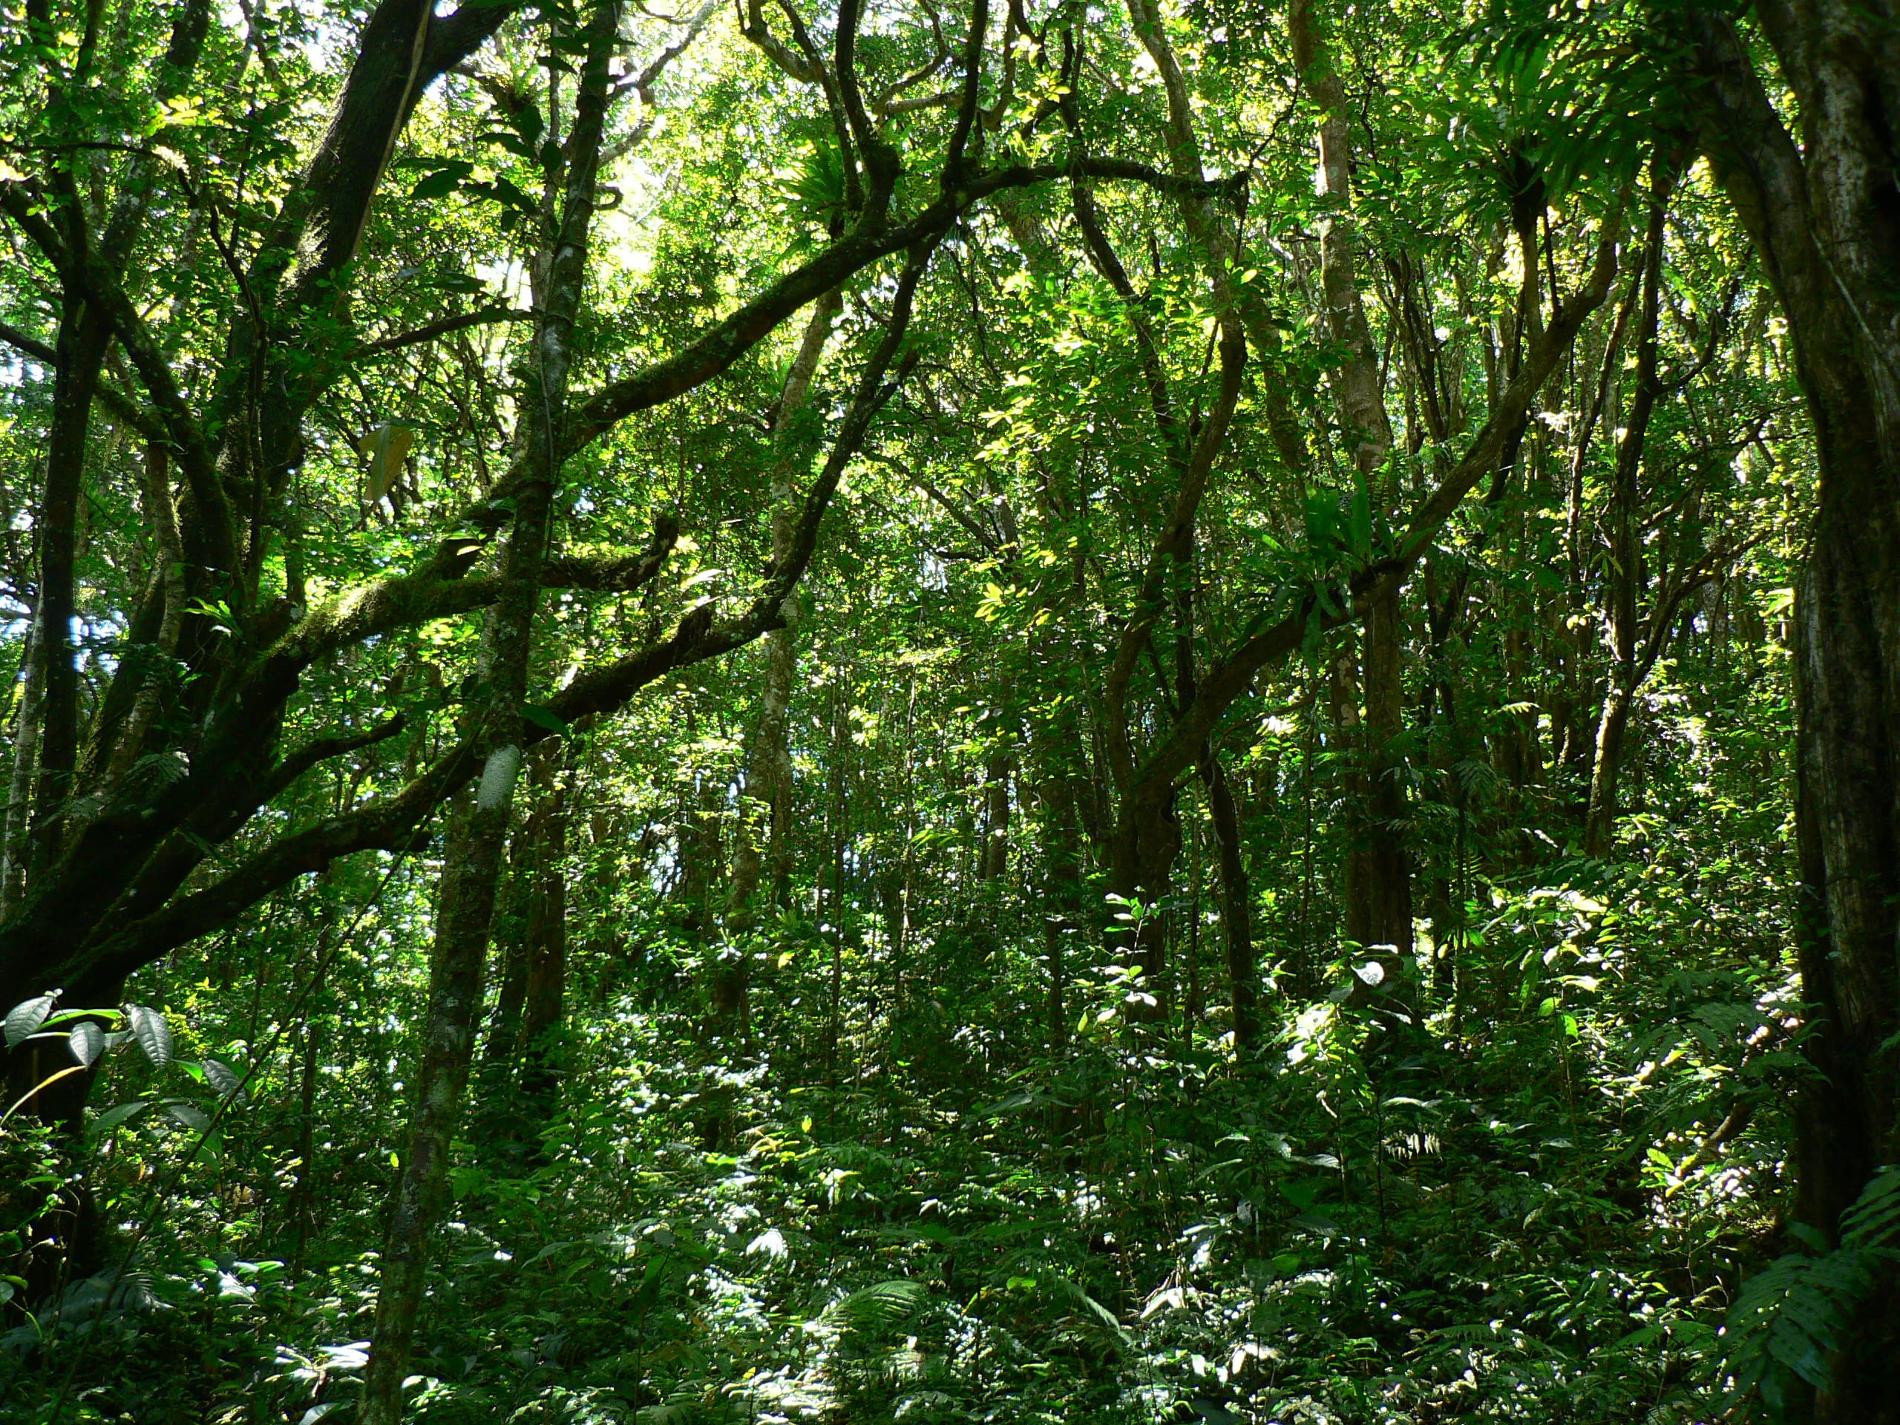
483,834,533,1071
823,679,849,1084
358,6,617,1417
1198,746,1257,1052
713,290,842,1042
1035,703,1085,1055
27,308,110,878
1331,639,1374,954
979,737,1011,881
1185,804,1203,1037
1358,591,1413,959
1,613,42,918
676,760,723,931
1291,0,1411,967
288,873,336,1277
1107,782,1181,997
1584,169,1670,857
517,747,570,1110
103,444,187,783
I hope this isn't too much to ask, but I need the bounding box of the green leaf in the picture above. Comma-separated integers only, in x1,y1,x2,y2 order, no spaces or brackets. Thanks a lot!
358,423,416,504
409,162,473,200
90,1099,149,1136
826,1279,926,1335
125,1003,173,1067
68,1021,104,1067
202,1058,244,1101
521,702,569,735
4,993,56,1048
165,1100,210,1132
1047,1276,1132,1345
1304,492,1338,551
480,128,536,160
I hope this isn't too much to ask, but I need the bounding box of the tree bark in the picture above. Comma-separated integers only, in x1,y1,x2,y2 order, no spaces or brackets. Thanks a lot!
26,308,109,878
1291,0,1412,966
1,614,41,919
1688,9,1900,1418
358,4,618,1416
713,290,843,1042
1198,745,1257,1051
1584,167,1670,857
979,737,1012,881
517,747,570,1110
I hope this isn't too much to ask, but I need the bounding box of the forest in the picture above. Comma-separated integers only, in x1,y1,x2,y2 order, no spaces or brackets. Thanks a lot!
0,0,1897,1418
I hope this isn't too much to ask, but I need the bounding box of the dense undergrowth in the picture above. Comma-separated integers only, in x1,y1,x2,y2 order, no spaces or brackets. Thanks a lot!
1,834,1801,1424
11,0,1900,1415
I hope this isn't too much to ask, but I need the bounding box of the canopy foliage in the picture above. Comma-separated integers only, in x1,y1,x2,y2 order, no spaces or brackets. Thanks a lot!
2,0,1899,1419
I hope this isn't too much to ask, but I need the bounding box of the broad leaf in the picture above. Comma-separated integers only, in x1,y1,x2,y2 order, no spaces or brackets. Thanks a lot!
4,994,56,1048
125,1003,173,1067
68,1021,104,1067
358,423,416,504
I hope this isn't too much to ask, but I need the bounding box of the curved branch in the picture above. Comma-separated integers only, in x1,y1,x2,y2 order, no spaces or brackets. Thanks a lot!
261,712,408,805
1128,219,1624,801
274,515,680,666
563,154,1236,450
357,306,533,357
940,0,989,191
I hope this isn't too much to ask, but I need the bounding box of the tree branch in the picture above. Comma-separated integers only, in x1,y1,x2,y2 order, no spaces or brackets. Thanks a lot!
357,306,533,357
1127,218,1624,801
563,154,1235,451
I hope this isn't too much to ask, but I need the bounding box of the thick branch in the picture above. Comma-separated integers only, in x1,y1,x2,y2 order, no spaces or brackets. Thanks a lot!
563,155,1234,449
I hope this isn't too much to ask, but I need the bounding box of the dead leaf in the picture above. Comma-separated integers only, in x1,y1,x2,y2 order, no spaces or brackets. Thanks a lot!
358,423,416,504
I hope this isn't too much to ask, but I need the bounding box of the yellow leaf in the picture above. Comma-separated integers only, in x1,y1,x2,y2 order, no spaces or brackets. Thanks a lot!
358,423,415,504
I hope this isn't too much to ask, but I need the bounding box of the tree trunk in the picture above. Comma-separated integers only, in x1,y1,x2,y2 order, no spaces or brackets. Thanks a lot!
1357,591,1413,959
1689,10,1900,1418
1033,703,1088,1054
482,838,533,1072
979,727,1012,882
1584,171,1669,858
1107,784,1180,997
1198,746,1257,1052
1582,682,1633,858
517,746,570,1111
288,871,336,1277
823,677,850,1083
1,614,42,919
26,307,110,879
1292,0,1412,971
358,5,617,1416
357,784,504,1425
713,290,841,1043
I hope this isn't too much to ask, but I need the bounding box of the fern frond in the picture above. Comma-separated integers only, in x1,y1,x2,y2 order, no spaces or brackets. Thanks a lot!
1840,1165,1900,1253
1725,1164,1900,1417
825,1278,928,1336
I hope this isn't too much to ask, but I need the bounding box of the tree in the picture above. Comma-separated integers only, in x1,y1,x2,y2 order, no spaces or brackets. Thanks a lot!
2,0,1885,1421
1680,7,1900,1417
0,0,1202,1118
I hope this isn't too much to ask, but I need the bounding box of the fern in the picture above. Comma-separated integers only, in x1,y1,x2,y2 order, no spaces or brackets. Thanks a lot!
1044,1275,1131,1348
1840,1164,1900,1250
825,1278,928,1338
1725,1166,1900,1417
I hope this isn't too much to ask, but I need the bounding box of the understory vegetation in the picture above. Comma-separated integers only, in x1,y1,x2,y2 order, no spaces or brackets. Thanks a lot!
3,0,1898,1419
